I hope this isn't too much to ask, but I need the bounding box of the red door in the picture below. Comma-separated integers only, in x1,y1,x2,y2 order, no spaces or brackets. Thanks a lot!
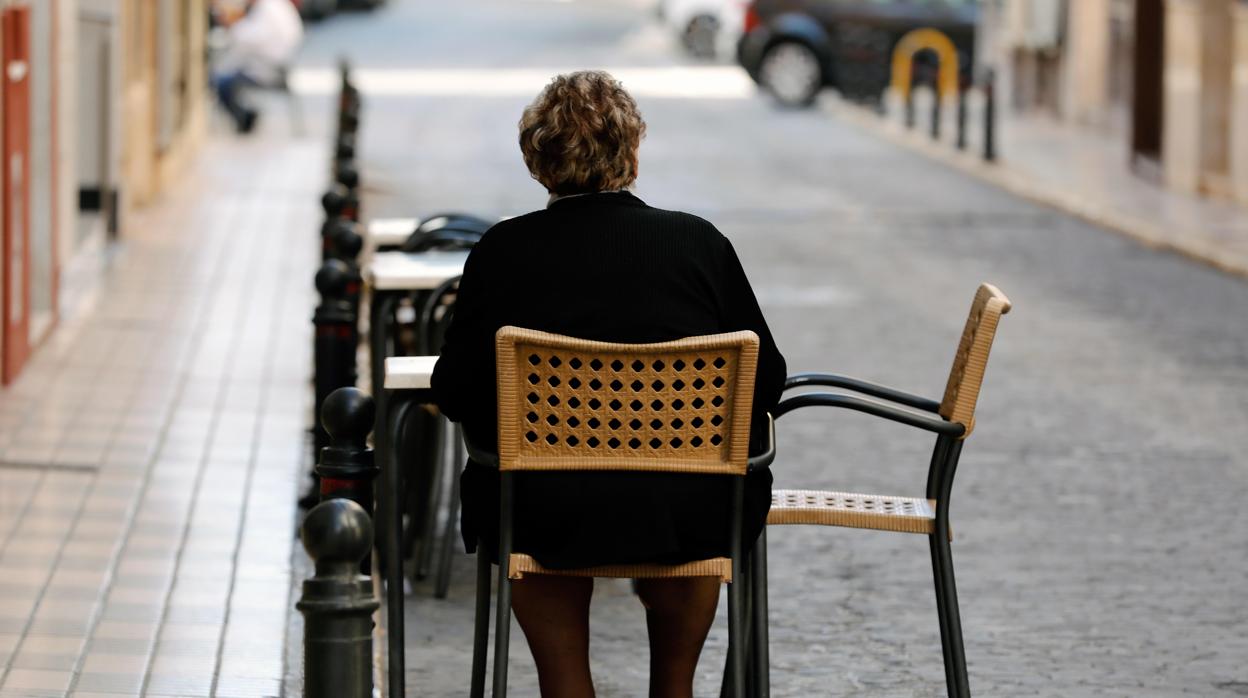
2,5,32,384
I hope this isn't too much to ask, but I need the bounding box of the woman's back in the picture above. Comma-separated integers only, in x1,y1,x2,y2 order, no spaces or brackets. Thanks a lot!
432,191,784,570
434,191,784,440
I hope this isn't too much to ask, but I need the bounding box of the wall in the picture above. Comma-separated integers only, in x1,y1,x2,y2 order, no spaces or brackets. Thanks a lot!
29,0,54,341
1162,0,1239,196
1233,1,1248,203
55,0,75,276
1063,0,1113,124
118,0,207,211
0,0,209,383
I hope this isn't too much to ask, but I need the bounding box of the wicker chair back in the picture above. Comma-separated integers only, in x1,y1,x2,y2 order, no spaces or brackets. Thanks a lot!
938,283,1012,436
495,327,759,474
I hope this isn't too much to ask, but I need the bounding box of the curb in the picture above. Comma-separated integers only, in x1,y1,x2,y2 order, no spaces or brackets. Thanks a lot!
819,98,1248,280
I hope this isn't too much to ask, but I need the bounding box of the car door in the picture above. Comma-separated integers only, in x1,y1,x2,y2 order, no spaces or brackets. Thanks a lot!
814,0,914,101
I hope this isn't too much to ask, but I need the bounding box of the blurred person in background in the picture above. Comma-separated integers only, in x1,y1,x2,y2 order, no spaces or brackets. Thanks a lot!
432,70,786,698
210,0,303,133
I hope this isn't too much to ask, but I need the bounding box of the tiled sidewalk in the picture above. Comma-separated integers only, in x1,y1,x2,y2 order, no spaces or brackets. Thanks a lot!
822,96,1248,278
0,134,322,697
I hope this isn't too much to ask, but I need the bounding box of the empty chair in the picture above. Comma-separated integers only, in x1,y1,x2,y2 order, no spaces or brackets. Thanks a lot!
755,282,1012,698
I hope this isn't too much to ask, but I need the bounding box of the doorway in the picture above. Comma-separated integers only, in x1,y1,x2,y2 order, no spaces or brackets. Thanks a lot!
77,6,117,242
2,5,33,384
1130,0,1163,174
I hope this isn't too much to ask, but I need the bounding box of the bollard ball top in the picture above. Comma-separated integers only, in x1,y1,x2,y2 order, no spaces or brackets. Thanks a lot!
315,259,352,297
301,498,373,565
322,387,375,444
321,186,347,216
336,165,360,190
326,221,363,260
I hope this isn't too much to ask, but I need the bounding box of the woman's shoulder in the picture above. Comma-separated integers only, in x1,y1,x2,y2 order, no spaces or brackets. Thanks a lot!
469,212,540,252
631,202,729,246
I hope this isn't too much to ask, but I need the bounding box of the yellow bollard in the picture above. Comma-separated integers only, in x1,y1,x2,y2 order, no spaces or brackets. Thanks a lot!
889,28,960,100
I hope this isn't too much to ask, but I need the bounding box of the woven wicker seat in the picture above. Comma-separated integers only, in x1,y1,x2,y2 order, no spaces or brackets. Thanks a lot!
470,326,768,698
750,283,1011,698
768,489,937,535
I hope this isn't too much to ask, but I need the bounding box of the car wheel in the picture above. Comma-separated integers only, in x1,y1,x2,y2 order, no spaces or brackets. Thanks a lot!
682,14,719,60
759,41,822,107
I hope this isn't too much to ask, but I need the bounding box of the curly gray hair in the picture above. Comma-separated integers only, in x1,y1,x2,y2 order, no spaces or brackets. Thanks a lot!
518,71,647,196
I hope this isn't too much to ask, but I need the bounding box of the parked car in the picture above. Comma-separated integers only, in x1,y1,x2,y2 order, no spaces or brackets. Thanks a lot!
658,0,748,59
296,0,338,21
737,0,979,107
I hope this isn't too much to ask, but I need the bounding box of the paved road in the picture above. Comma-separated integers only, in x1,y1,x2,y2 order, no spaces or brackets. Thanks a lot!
297,1,1248,695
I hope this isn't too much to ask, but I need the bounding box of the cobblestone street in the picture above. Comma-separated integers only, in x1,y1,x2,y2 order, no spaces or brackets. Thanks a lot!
297,1,1248,695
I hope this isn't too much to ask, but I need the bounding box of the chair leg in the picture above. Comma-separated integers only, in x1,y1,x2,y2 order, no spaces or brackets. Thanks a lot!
735,555,755,698
434,425,464,599
750,529,770,698
470,544,492,698
933,534,970,697
415,418,447,581
492,566,512,697
744,563,756,697
493,476,515,697
929,534,956,697
727,565,746,698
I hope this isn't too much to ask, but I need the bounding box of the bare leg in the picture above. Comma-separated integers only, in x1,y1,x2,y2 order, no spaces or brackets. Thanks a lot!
511,575,596,698
636,578,721,698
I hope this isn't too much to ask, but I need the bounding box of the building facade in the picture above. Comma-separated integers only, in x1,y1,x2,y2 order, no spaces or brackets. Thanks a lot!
0,0,208,384
979,0,1248,204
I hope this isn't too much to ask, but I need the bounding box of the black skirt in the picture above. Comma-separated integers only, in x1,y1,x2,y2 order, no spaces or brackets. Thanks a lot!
460,462,773,570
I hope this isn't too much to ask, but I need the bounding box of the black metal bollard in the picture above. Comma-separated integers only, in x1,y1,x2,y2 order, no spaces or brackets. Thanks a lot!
321,183,359,223
336,164,360,192
336,135,356,163
297,499,378,698
930,86,941,141
316,387,377,515
313,260,359,464
333,136,356,183
339,87,360,120
323,219,363,264
956,85,968,150
338,107,360,137
983,67,997,162
337,60,361,138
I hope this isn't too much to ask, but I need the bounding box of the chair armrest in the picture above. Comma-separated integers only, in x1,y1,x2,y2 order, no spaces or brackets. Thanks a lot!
775,392,965,436
463,430,500,469
747,413,776,472
784,373,941,413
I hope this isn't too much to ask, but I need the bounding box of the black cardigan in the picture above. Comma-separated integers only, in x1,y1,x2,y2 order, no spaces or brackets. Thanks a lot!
430,191,787,567
432,191,785,443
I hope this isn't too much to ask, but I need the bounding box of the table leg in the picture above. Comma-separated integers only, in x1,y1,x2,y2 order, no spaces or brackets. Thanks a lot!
370,292,399,397
380,392,417,698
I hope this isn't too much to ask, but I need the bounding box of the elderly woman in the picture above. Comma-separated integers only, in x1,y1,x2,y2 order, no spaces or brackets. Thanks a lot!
431,70,786,698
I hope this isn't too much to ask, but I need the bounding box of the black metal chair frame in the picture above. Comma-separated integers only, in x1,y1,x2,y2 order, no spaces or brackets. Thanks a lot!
401,214,492,254
465,415,776,698
407,277,463,597
746,372,972,698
